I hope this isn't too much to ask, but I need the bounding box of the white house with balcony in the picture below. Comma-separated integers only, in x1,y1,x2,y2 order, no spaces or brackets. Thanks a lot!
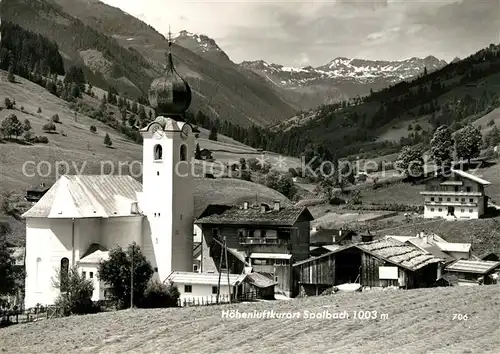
420,169,491,220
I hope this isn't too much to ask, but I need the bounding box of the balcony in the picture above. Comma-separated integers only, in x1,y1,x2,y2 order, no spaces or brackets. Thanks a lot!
239,237,289,245
420,191,482,197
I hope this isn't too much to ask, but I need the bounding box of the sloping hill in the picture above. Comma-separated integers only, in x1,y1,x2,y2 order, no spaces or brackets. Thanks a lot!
1,0,296,127
1,286,499,353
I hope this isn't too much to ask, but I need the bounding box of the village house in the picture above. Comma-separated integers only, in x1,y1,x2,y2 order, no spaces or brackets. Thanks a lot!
293,238,443,296
199,148,213,160
25,183,51,203
21,39,199,308
195,201,314,297
386,233,472,261
420,169,491,219
166,271,245,305
443,259,500,285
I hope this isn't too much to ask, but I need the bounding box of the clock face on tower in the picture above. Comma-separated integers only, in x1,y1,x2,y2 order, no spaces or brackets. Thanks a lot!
150,123,164,139
180,124,190,140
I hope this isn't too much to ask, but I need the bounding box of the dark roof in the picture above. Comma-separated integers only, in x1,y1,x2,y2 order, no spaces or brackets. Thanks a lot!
195,205,314,227
81,243,108,259
479,252,500,261
310,229,336,245
193,242,201,258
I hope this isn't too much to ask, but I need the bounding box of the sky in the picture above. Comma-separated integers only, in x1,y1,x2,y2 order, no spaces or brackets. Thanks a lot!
101,0,500,67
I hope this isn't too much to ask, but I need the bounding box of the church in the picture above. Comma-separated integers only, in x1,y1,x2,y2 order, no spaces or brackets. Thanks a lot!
22,38,196,308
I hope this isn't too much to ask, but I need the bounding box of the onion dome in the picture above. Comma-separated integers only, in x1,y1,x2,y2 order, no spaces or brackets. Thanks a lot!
148,37,191,116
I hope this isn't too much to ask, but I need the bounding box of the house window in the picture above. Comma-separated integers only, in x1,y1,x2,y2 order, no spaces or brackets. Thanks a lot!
274,276,279,282
82,271,86,278
180,144,187,161
154,144,163,160
454,186,459,192
430,197,434,202
184,285,192,293
193,264,198,272
469,209,473,213
212,286,218,295
180,214,183,220
438,197,443,201
469,198,474,203
157,171,159,176
446,198,451,202
461,198,465,202
466,187,472,192
461,209,465,213
275,259,282,266
430,208,434,212
438,208,442,212
89,272,94,279
60,257,69,292
455,198,459,201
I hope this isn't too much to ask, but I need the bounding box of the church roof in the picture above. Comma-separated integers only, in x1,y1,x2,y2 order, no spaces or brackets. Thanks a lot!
148,36,191,116
22,175,142,219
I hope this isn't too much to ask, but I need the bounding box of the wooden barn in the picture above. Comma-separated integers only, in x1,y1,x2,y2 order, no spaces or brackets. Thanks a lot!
444,259,500,285
293,238,443,296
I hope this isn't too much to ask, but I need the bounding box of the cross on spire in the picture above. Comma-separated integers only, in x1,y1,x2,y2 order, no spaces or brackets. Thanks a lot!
168,25,172,48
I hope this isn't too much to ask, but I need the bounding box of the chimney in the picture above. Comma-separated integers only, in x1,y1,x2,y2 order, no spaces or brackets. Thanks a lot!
130,202,139,214
243,201,249,210
273,200,280,211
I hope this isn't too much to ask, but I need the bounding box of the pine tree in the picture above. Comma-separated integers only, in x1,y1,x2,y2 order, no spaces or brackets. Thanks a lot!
208,127,218,141
195,143,201,159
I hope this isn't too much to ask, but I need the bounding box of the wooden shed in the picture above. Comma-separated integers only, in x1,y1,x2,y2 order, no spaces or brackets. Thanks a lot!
444,259,500,285
293,238,443,296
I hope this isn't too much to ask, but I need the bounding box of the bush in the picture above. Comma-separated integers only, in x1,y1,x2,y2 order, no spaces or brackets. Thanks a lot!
104,133,113,147
240,170,252,181
52,266,98,316
90,125,97,133
20,106,25,112
140,280,180,308
4,98,13,109
42,122,56,132
23,131,33,142
33,136,49,143
37,107,42,114
51,114,60,123
488,119,495,127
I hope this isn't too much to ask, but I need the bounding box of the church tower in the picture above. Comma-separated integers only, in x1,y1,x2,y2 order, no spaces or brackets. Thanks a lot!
140,30,194,281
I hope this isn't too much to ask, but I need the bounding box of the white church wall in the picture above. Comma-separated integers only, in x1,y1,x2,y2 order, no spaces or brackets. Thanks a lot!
101,216,143,250
76,218,102,259
25,218,73,308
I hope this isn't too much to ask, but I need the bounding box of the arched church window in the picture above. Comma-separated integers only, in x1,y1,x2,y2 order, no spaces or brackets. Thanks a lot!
180,144,187,161
154,144,163,160
60,257,69,293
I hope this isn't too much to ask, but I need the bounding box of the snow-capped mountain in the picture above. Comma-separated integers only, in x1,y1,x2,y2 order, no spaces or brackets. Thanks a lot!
174,29,448,110
240,56,448,109
174,30,231,64
241,56,447,87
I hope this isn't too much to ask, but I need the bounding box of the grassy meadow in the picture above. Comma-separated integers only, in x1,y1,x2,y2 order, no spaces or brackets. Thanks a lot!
0,286,498,353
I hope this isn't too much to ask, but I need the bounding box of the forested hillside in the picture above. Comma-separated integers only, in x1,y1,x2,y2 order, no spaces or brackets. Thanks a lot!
273,44,500,159
0,0,296,128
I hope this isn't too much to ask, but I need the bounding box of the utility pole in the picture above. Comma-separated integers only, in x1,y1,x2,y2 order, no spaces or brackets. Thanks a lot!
130,243,134,309
224,236,231,303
